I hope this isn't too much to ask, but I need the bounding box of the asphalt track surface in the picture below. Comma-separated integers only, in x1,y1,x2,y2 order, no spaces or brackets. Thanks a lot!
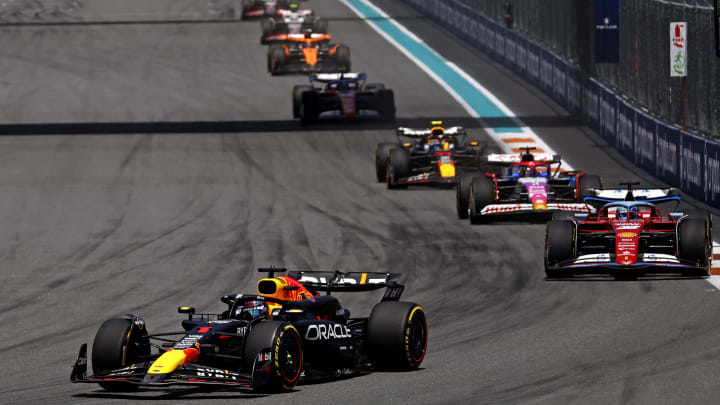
1,0,720,404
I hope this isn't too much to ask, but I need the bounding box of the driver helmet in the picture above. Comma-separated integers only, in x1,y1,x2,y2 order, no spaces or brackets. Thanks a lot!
234,300,268,321
616,206,628,220
304,29,313,39
628,206,639,219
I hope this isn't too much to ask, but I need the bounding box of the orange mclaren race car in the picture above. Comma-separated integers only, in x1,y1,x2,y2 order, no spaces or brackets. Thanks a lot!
267,31,350,75
71,268,427,393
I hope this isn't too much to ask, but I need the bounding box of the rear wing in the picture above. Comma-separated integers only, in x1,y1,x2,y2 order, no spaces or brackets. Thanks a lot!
277,9,313,16
288,270,404,301
396,126,466,138
485,153,560,164
583,188,681,210
310,72,366,83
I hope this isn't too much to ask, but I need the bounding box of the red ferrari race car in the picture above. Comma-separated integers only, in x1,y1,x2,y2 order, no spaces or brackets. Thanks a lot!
261,10,327,44
460,147,601,223
267,31,350,75
238,0,304,20
545,183,712,279
293,73,395,123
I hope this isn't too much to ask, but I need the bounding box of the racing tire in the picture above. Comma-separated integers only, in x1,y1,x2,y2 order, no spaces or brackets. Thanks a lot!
387,148,410,189
299,91,320,124
678,217,710,277
91,318,150,392
314,18,328,33
551,211,575,221
367,301,427,371
545,220,576,278
577,174,602,201
377,89,396,122
292,85,313,119
376,142,399,182
268,45,285,75
456,173,479,219
260,18,275,43
335,45,351,71
469,175,495,224
239,0,254,20
243,321,303,393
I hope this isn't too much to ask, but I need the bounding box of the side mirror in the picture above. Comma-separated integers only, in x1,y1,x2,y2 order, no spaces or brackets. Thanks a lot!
178,306,195,320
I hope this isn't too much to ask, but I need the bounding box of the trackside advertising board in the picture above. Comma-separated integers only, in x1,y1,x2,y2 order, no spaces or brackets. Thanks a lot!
594,0,620,63
715,1,720,57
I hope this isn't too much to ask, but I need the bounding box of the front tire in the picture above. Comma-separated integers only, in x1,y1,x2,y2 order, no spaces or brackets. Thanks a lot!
243,322,303,393
367,302,427,371
387,148,410,189
92,318,149,392
469,176,495,224
545,220,576,278
292,85,312,119
678,217,710,277
456,173,477,219
577,174,602,201
335,45,351,71
376,143,398,182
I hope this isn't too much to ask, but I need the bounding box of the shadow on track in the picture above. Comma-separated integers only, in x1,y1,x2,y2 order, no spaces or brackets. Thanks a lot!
0,115,580,136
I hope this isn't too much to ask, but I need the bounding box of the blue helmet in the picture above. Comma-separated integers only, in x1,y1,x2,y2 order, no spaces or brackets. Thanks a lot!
616,206,628,220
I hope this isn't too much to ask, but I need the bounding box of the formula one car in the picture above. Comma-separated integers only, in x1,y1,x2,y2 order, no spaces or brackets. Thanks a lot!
293,73,395,123
376,121,493,189
545,183,712,279
238,0,304,20
267,31,350,75
461,147,602,223
261,10,327,44
71,268,427,393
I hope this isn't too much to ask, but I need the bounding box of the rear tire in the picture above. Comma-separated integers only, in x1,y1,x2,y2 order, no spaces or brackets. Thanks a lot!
387,148,410,189
376,143,398,182
577,174,602,201
268,45,285,75
678,217,710,277
261,18,275,41
469,176,495,224
314,18,328,33
545,220,576,278
367,302,427,371
292,85,312,119
377,89,395,122
456,173,478,219
239,0,254,20
300,91,319,123
92,318,149,392
336,45,351,71
243,322,303,393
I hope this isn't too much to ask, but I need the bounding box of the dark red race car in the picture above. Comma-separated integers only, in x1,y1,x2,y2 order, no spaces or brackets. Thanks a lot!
545,183,712,279
292,72,395,123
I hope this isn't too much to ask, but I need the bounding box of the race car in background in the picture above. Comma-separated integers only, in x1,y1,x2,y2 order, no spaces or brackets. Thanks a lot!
293,72,395,123
376,121,497,189
238,0,304,20
71,268,427,393
544,183,712,279
461,147,602,223
261,10,327,44
267,31,350,75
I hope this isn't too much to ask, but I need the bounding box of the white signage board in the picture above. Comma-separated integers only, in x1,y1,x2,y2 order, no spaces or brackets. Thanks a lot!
670,22,687,77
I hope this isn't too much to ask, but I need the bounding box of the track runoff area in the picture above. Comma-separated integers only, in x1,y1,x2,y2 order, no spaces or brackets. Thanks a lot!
340,0,720,287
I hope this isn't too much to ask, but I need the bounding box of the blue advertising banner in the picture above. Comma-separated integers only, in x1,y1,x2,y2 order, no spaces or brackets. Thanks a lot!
526,41,541,84
540,49,554,95
600,87,617,143
616,99,635,160
566,64,582,115
680,132,705,200
594,0,620,63
495,24,506,63
505,30,518,72
584,79,602,132
656,122,681,187
634,110,656,171
552,54,567,108
706,140,720,205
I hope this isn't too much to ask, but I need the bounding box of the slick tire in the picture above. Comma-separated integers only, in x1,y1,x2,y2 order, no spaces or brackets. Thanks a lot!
469,176,495,224
456,173,479,220
377,89,396,122
545,220,576,278
300,91,320,124
92,318,149,392
239,0,254,20
364,82,386,92
336,45,351,71
243,321,303,393
292,85,313,119
314,17,328,33
387,148,410,189
678,217,710,277
376,142,399,182
260,18,275,42
577,174,602,201
367,301,427,371
268,45,285,75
